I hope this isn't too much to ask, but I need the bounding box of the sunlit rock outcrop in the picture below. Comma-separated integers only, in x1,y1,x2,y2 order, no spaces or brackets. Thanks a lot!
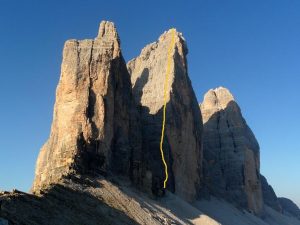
32,21,141,192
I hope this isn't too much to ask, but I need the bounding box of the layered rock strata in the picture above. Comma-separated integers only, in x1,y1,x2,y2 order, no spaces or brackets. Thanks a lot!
32,21,141,192
200,87,263,215
127,30,203,201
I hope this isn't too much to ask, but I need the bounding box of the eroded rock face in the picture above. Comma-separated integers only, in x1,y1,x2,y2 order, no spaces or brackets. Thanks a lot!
279,197,300,220
32,21,141,192
127,30,203,201
260,175,282,212
200,87,263,215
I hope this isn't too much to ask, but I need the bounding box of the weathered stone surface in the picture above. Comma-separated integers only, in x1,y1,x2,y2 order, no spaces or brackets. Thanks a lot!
260,174,282,212
127,29,203,201
278,197,300,220
32,21,141,192
200,87,263,215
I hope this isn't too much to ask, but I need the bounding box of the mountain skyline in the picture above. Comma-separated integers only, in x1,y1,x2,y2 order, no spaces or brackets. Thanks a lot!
0,0,299,208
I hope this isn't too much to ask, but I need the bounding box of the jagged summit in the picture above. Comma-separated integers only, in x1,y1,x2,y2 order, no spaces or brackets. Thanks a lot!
158,28,187,52
202,87,235,111
97,21,118,39
128,28,189,113
128,28,187,70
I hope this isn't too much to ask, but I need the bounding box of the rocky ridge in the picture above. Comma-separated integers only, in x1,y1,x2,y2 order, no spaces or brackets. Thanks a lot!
260,174,282,212
278,197,300,220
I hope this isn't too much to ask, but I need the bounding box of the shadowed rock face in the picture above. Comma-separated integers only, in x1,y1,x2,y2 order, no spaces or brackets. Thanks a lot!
279,197,300,219
127,30,203,201
200,87,263,215
260,174,282,212
32,21,141,192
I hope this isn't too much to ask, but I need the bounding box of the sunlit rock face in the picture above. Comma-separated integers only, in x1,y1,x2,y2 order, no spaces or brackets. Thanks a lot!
200,87,264,215
127,29,203,202
32,21,141,192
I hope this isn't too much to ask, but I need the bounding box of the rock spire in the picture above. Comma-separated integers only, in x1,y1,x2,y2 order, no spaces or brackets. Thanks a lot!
200,87,264,215
127,29,203,201
32,21,141,192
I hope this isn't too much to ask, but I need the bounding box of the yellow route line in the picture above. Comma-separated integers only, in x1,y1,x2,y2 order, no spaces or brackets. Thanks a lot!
160,28,176,189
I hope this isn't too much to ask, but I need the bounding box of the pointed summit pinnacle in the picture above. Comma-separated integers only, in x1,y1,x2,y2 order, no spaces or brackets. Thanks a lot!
97,21,118,39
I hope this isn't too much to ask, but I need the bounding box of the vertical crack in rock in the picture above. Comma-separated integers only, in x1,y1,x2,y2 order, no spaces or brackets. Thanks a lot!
127,29,203,202
200,87,264,216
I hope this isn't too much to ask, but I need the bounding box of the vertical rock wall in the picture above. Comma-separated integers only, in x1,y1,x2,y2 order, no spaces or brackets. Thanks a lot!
200,87,264,215
32,21,141,192
127,30,203,201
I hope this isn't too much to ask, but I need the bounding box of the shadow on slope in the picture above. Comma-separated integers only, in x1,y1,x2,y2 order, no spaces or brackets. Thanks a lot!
0,178,138,225
1,175,222,225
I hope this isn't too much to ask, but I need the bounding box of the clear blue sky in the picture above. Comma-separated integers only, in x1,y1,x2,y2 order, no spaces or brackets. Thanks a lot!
0,0,299,207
